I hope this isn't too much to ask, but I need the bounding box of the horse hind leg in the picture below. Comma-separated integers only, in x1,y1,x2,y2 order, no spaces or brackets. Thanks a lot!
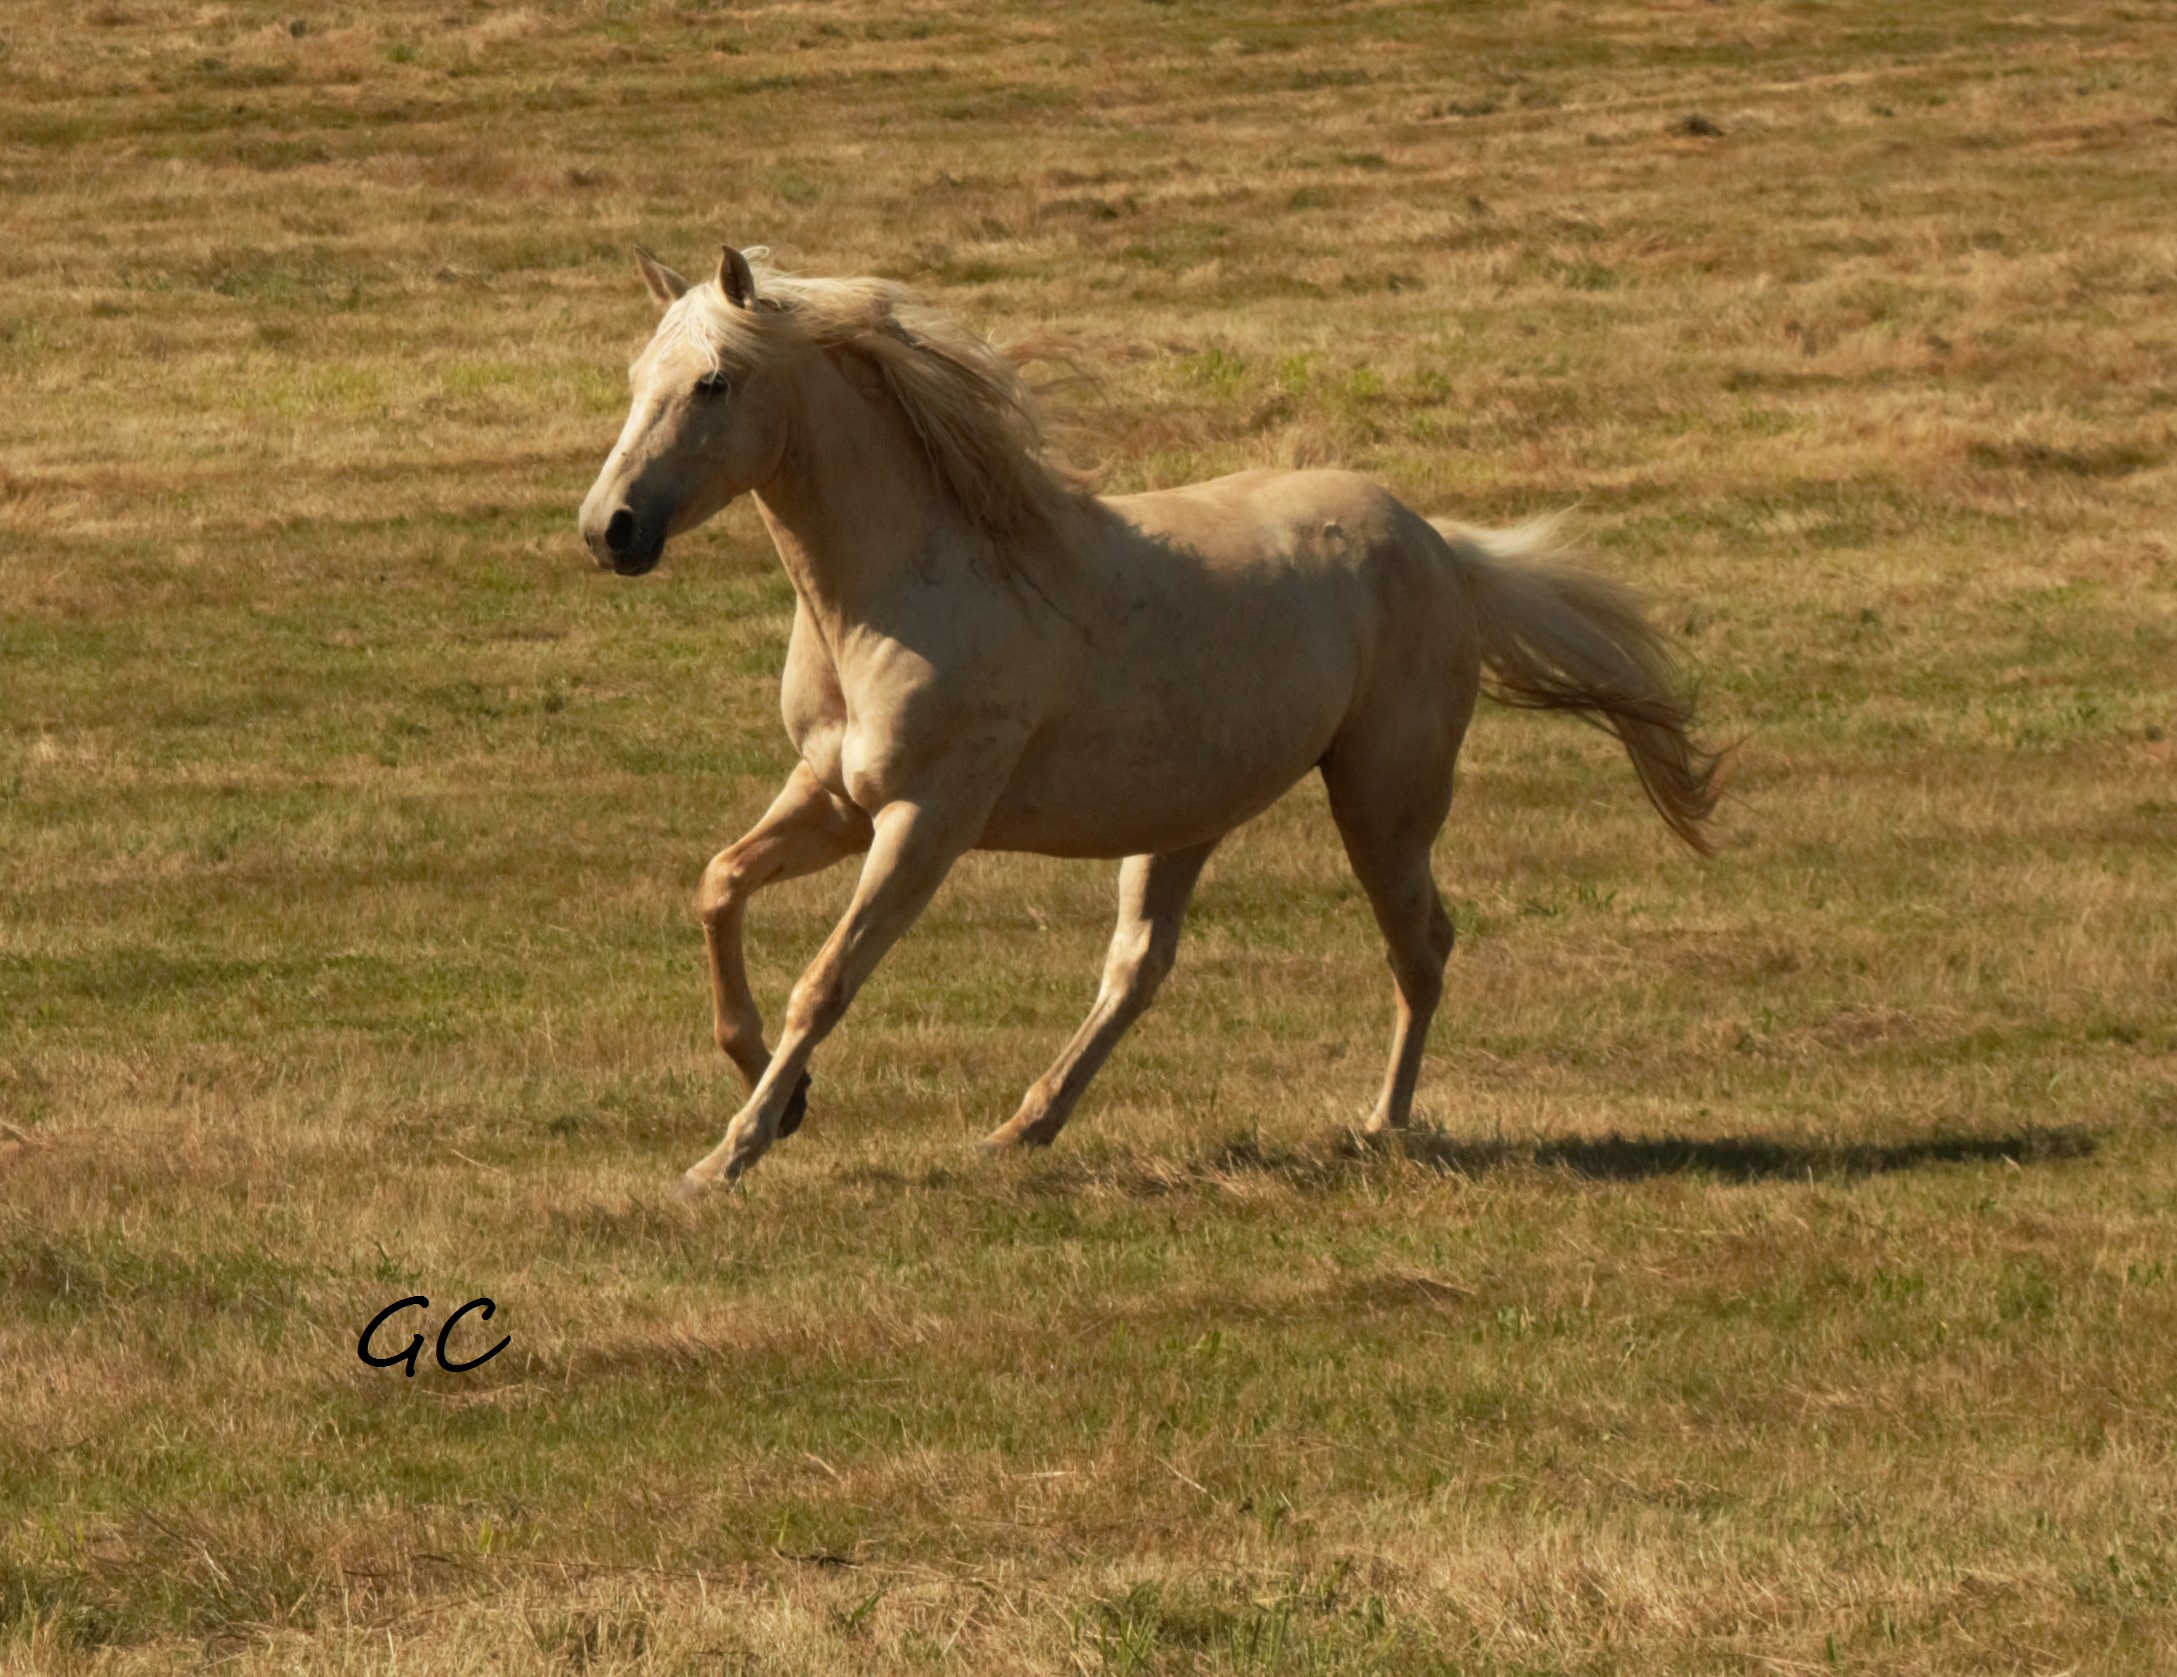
1354,855,1456,1135
984,840,1218,1151
696,764,872,1133
1322,736,1462,1136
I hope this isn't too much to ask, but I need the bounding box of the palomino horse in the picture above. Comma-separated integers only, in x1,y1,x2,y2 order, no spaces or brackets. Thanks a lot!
579,247,1721,1192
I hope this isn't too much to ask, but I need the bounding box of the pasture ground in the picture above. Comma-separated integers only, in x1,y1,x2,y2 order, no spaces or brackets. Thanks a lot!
4,1,2175,1670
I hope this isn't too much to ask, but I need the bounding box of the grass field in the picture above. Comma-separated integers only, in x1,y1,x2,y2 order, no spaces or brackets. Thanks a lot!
5,1,2176,1670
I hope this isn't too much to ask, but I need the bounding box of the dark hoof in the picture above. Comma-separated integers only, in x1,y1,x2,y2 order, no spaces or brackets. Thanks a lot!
777,1072,812,1138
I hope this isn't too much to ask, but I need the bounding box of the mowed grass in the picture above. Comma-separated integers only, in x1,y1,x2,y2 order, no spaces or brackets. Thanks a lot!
4,0,2175,1670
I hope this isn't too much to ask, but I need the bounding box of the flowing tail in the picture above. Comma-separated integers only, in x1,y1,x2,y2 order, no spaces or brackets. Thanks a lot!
1432,516,1726,855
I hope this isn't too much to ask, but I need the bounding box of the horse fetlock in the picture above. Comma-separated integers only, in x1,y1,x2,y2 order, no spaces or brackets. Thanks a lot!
682,1095,785,1188
985,1089,1069,1150
982,1115,1057,1150
719,1116,772,1177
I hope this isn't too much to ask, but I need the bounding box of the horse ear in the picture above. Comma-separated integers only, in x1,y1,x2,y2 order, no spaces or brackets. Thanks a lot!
717,245,758,310
635,247,689,310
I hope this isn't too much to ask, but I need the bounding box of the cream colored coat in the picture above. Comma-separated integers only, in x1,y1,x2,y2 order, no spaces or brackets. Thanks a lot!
579,249,1719,1190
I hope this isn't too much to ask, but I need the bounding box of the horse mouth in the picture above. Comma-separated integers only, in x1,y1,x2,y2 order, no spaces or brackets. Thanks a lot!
602,525,666,576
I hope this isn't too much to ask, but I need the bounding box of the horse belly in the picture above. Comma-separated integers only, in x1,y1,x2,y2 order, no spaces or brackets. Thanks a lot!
978,644,1356,858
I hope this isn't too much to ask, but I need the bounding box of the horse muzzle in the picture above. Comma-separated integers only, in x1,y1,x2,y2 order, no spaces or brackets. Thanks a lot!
582,503,664,577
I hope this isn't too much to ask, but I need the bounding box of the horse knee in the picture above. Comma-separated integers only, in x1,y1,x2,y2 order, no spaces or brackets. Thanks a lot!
696,849,749,926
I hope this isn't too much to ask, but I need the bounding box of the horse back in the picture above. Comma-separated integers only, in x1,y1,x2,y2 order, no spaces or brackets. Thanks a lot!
971,469,1470,857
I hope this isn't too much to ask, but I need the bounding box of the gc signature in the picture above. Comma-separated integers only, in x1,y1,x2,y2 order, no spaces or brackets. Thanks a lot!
358,1296,510,1377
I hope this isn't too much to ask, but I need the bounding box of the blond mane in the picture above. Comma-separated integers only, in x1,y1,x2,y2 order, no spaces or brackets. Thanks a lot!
666,253,1093,560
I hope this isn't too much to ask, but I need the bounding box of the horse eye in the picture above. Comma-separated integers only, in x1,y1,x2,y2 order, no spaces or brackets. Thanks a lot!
694,371,731,398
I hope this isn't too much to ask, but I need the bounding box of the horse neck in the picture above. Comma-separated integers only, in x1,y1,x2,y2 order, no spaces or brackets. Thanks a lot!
751,350,958,627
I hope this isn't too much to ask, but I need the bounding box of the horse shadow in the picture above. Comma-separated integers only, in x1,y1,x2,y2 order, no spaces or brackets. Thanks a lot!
1260,1121,2098,1186
850,1121,2096,1201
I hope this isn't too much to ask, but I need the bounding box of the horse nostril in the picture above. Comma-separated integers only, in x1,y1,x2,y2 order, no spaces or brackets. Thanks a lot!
604,509,636,555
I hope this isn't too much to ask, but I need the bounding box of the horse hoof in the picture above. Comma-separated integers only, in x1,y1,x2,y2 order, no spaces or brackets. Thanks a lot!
777,1072,812,1138
981,1116,1056,1151
673,1169,711,1203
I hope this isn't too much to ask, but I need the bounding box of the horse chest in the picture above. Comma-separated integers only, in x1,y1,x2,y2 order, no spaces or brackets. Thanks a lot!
777,627,953,811
787,699,961,812
778,607,852,796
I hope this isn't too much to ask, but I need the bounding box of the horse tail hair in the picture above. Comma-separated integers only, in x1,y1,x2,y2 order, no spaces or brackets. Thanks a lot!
1432,514,1727,855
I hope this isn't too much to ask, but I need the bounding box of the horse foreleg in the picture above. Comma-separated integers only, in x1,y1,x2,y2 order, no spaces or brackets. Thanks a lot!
985,841,1217,1151
697,765,873,1132
682,793,986,1191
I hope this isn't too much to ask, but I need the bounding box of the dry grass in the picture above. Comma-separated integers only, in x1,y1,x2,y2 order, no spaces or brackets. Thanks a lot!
4,1,2176,1671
